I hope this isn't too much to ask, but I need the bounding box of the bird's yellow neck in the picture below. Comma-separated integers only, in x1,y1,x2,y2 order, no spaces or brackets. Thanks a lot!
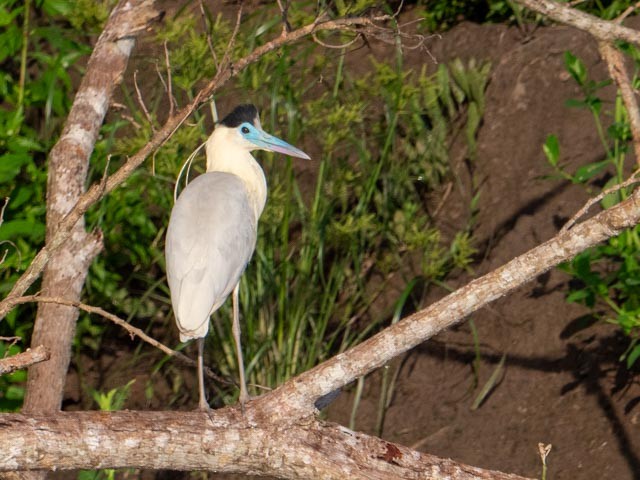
205,128,267,221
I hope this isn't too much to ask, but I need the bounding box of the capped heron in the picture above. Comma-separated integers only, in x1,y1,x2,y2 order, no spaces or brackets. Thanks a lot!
165,104,310,409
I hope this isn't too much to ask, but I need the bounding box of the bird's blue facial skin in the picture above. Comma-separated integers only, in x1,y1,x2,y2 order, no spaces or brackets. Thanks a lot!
238,122,310,160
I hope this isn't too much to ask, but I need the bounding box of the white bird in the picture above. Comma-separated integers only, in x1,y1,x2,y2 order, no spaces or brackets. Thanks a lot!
165,104,310,409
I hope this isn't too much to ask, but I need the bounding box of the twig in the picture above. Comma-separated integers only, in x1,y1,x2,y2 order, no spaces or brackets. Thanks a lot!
0,13,392,321
198,0,219,68
0,335,20,342
614,1,640,23
0,335,21,355
561,169,640,232
0,345,49,375
111,103,142,129
276,0,292,36
163,41,176,118
12,295,230,385
598,42,640,167
312,32,361,49
134,70,155,131
0,197,13,265
0,196,8,228
218,4,244,73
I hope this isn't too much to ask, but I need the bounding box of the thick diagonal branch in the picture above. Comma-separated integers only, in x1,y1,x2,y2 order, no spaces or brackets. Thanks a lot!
250,189,640,422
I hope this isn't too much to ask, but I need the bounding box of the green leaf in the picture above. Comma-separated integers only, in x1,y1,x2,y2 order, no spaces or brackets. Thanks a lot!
41,0,73,17
565,98,588,109
601,176,623,209
564,51,587,86
0,152,31,183
626,344,640,368
586,95,602,115
0,5,21,27
0,219,46,242
573,160,609,183
543,134,560,167
5,385,24,401
566,289,591,303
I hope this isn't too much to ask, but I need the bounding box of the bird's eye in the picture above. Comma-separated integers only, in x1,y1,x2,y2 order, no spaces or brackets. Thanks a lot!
241,126,250,134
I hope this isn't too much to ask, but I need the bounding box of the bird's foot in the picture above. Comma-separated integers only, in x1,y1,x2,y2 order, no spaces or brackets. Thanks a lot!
198,396,211,411
238,389,259,414
197,400,217,424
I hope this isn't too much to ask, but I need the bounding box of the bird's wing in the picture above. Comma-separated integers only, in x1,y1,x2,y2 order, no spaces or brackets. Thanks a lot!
165,172,257,341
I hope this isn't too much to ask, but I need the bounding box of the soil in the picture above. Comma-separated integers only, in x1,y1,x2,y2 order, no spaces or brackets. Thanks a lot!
60,8,640,480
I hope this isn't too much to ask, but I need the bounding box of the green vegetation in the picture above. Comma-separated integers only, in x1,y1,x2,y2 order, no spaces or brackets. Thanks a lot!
544,49,640,368
0,0,102,410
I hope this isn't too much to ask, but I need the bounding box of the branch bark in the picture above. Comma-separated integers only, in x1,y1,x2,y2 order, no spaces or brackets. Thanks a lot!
514,0,640,45
6,2,640,478
21,0,159,416
5,170,638,479
0,411,533,480
598,41,640,166
0,346,49,375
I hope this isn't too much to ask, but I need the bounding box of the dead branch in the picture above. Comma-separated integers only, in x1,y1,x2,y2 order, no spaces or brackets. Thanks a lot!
12,295,230,385
134,70,155,130
598,42,640,165
560,170,640,232
0,14,391,322
0,346,49,375
514,0,640,45
0,411,533,480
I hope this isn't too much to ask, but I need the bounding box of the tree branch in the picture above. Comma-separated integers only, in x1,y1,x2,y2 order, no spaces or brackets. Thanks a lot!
12,295,230,385
0,411,533,480
514,0,640,45
21,0,160,417
598,41,640,165
249,188,640,422
0,346,49,375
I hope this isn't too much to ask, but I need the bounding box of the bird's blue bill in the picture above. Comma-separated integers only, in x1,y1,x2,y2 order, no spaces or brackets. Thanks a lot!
248,129,311,160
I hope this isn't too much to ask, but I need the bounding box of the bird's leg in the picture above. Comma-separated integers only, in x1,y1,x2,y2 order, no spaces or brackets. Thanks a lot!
232,283,250,405
197,337,209,410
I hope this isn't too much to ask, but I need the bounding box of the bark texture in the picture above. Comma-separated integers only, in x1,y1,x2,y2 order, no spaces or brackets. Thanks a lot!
22,0,159,414
0,346,49,375
0,411,533,480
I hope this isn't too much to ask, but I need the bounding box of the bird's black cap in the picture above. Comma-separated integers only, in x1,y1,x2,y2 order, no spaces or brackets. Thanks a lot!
219,104,259,128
